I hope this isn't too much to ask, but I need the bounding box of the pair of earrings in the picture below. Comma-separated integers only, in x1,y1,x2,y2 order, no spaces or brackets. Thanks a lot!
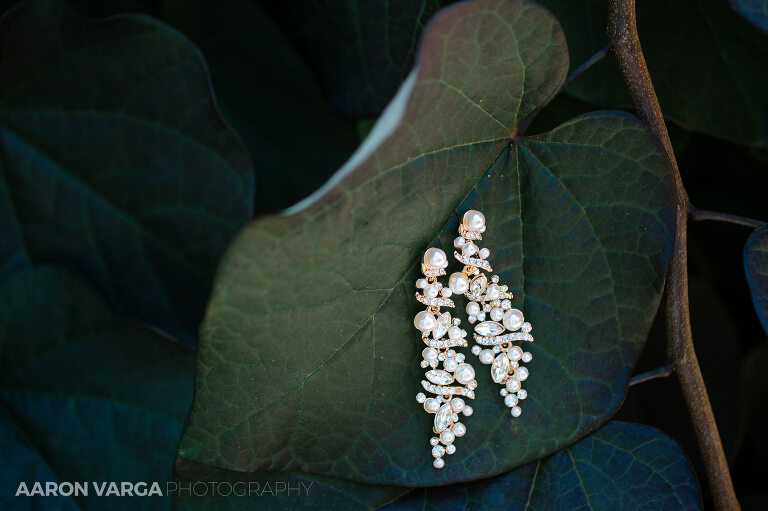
413,210,534,469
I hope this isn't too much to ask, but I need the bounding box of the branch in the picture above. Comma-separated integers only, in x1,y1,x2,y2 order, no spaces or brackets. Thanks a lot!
690,208,765,229
608,1,739,509
629,363,673,386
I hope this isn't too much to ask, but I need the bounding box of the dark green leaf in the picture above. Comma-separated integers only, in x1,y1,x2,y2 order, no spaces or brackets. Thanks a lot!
179,0,675,485
0,266,194,510
259,0,453,116
539,0,768,146
745,225,768,334
730,0,768,33
0,0,254,343
54,0,368,212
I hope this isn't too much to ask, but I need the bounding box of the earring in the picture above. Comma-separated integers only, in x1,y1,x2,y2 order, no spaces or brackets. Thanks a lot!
450,210,534,418
414,247,476,469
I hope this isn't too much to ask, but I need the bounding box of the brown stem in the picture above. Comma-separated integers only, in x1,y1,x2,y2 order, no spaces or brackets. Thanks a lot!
690,208,765,229
608,1,739,509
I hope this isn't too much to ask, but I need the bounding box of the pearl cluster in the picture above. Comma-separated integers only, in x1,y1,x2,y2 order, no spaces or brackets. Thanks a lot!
456,210,535,418
414,246,476,469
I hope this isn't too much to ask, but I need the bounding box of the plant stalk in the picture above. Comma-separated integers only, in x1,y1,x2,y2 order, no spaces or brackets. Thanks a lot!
608,1,739,509
690,208,765,229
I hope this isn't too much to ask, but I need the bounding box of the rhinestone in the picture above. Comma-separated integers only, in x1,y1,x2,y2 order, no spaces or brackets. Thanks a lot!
432,445,446,458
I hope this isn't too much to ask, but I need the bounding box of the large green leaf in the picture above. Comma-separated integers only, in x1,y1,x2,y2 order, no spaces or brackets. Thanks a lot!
178,0,675,485
0,0,254,343
538,0,768,146
745,226,768,335
59,0,363,214
0,266,194,510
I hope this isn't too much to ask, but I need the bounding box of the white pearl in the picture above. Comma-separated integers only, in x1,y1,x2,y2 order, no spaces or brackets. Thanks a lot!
453,422,466,437
422,347,438,360
448,326,463,340
485,284,500,300
511,406,522,417
506,378,521,392
490,307,504,321
462,405,473,417
416,278,427,289
454,236,466,248
454,363,475,384
479,349,495,364
441,288,452,298
443,358,457,372
463,210,485,231
425,398,440,413
466,302,480,316
424,285,439,298
515,367,529,381
507,346,522,361
424,247,448,269
414,311,436,332
433,458,445,469
479,247,490,259
448,272,469,294
503,309,524,331
440,430,455,444
462,242,478,257
450,398,465,412
522,352,532,363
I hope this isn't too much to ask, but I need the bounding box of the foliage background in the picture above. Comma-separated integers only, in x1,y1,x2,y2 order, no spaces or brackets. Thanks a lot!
0,0,766,509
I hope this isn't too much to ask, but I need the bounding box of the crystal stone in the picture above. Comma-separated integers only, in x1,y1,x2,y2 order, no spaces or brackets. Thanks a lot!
426,370,454,385
474,321,504,337
469,275,487,296
434,404,453,432
491,353,511,383
432,312,451,340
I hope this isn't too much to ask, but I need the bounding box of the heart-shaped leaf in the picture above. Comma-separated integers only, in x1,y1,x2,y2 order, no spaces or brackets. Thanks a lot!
745,225,768,334
0,266,194,510
0,0,254,343
538,0,768,146
730,0,768,33
178,0,675,485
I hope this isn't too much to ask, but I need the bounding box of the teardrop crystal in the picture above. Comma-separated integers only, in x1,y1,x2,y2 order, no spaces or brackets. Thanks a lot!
491,353,510,383
432,312,451,340
474,321,504,337
469,275,487,296
426,370,455,385
434,404,453,432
